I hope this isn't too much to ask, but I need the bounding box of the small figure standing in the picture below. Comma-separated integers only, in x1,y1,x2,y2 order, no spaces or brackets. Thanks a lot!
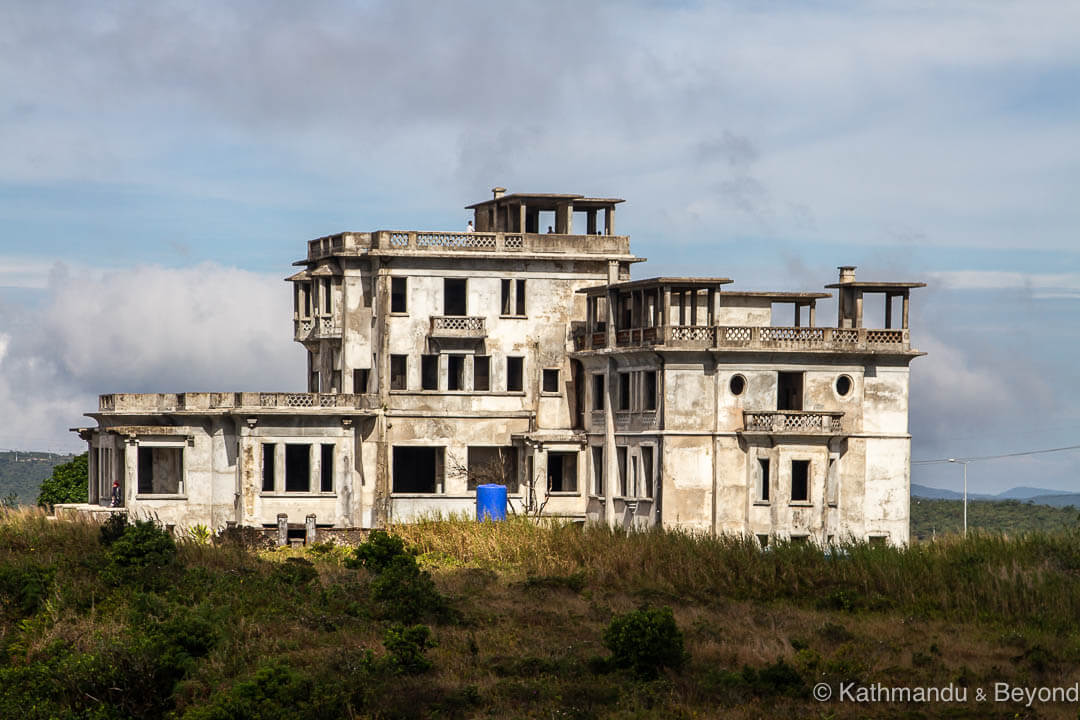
109,480,121,507
466,220,474,233
547,226,554,233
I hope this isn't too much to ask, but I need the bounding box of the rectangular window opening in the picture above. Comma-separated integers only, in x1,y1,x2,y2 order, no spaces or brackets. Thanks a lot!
393,446,442,493
616,447,628,497
643,371,657,411
390,355,407,390
500,279,512,315
137,446,183,494
353,368,369,393
758,458,770,502
447,355,465,391
791,459,810,502
778,371,804,411
285,445,310,493
548,451,578,493
422,354,439,391
467,446,519,493
391,277,407,313
641,446,654,499
444,278,467,316
542,368,560,394
592,446,604,495
592,374,605,410
507,356,523,392
618,373,631,411
320,444,334,492
515,279,526,316
473,355,490,391
262,443,275,492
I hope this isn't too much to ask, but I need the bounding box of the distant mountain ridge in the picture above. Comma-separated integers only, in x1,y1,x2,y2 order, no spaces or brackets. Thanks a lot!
912,483,1080,507
0,451,75,505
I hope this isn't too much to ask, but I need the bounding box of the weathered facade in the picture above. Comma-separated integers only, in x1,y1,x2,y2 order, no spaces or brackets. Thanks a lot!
72,189,925,544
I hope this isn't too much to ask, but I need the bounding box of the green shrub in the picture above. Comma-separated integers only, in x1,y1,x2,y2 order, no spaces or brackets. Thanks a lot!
0,562,54,617
381,623,436,675
99,512,128,546
182,662,345,720
105,520,177,585
602,605,687,679
347,530,411,572
370,553,446,622
35,453,88,509
272,557,319,586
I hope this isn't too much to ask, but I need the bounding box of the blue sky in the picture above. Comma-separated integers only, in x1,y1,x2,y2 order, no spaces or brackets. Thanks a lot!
1,0,1079,494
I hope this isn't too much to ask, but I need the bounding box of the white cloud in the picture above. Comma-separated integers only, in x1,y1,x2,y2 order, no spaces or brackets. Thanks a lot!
0,262,304,450
927,271,1080,298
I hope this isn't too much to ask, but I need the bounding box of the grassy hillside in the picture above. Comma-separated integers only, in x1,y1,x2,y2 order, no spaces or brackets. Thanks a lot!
911,497,1080,540
4,511,1080,718
0,451,75,505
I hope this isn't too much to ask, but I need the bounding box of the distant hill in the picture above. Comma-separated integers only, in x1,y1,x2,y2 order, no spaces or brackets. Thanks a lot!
912,483,1077,506
911,498,1080,539
0,451,76,506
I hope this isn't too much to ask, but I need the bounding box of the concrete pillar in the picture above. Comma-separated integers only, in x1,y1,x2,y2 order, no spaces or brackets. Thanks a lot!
662,287,671,330
809,300,816,327
586,210,597,235
794,302,801,327
855,291,864,329
305,514,317,545
604,358,618,528
884,293,893,329
604,206,615,235
606,290,617,347
276,513,288,547
902,291,910,329
517,202,526,233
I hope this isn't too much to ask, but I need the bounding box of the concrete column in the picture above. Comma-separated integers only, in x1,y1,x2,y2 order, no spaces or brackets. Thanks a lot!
809,300,816,327
275,443,285,493
884,293,893,329
310,443,319,493
586,297,594,338
662,287,671,330
794,302,801,327
604,358,618,528
517,202,526,233
586,210,597,235
606,290,617,347
604,206,615,235
902,291,910,329
276,513,288,547
855,291,864,329
305,514,317,545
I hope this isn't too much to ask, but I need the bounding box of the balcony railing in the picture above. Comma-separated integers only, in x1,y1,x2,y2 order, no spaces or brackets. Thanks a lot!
293,316,341,342
575,325,909,352
99,392,377,413
742,411,844,434
430,315,486,338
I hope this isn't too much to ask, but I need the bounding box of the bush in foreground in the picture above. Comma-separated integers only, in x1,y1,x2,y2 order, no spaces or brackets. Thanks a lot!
603,605,687,679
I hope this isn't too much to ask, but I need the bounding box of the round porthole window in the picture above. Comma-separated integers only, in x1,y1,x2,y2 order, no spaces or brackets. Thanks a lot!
729,374,746,396
836,375,853,397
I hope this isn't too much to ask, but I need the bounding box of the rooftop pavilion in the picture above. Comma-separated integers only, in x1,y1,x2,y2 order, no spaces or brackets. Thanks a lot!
466,187,624,235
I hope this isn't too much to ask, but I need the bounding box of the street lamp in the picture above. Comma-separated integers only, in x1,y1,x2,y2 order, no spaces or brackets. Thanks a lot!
948,458,969,537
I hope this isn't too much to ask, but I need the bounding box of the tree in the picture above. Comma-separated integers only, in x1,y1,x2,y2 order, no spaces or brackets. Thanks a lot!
37,452,88,509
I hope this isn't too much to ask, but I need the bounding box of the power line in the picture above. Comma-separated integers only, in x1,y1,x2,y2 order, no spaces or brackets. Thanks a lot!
912,443,1080,465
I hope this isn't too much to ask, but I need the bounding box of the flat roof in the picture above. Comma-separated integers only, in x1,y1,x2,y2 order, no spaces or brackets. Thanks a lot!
720,291,832,301
466,193,625,210
824,281,927,290
578,277,735,294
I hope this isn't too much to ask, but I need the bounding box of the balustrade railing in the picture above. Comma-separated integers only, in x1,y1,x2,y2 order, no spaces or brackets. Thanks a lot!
430,315,486,337
743,411,844,434
574,324,909,352
99,392,376,412
293,316,341,341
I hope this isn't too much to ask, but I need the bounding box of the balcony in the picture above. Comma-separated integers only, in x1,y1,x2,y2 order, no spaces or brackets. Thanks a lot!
575,325,910,353
430,315,486,339
98,392,378,413
305,230,633,260
294,316,341,342
742,410,844,434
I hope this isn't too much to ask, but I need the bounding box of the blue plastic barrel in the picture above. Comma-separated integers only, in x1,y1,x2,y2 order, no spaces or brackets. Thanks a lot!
476,484,507,522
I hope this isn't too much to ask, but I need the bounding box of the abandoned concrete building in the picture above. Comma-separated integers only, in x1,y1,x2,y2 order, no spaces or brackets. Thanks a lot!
71,189,925,544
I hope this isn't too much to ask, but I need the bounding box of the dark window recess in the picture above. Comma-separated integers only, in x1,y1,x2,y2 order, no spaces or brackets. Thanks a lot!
729,374,746,396
618,373,631,411
501,279,512,315
302,283,312,316
285,445,310,492
310,371,320,393
592,446,604,495
138,447,182,494
473,356,490,391
322,279,331,313
778,372,804,411
836,375,852,396
444,278,467,316
390,355,407,390
332,370,342,393
391,277,407,313
758,458,770,502
542,369,560,393
422,355,438,390
393,446,440,493
467,446,518,492
616,447,628,496
592,374,605,410
507,356,523,392
757,534,769,548
640,446,654,498
643,371,657,410
262,443,275,492
515,279,526,316
320,444,334,492
791,459,810,502
353,368,369,393
548,452,578,493
448,355,465,391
